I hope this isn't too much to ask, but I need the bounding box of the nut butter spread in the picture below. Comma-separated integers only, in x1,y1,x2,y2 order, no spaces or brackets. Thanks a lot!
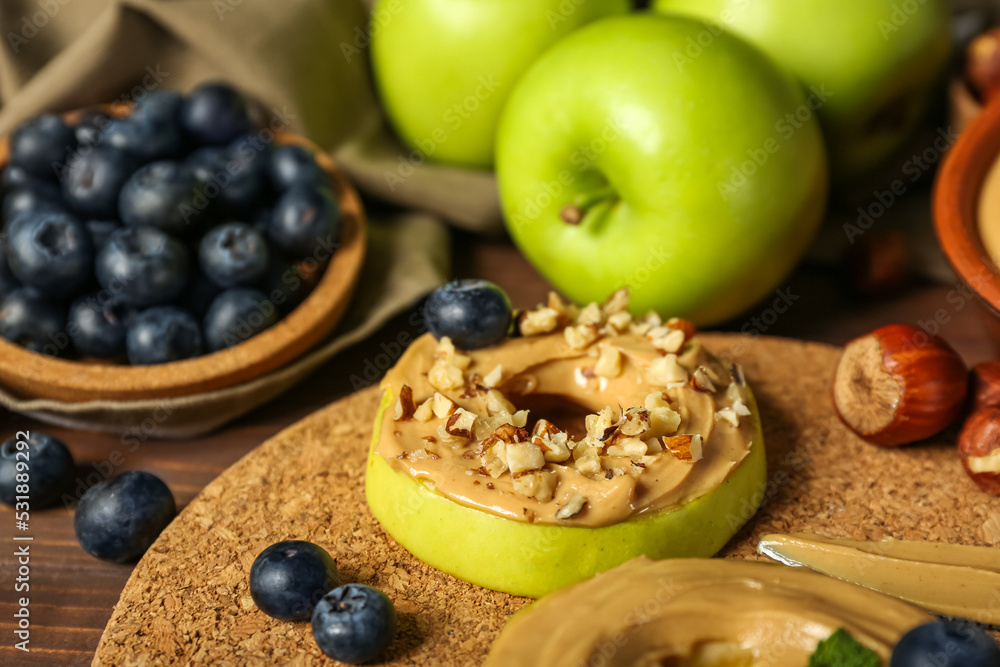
376,292,756,527
484,557,933,667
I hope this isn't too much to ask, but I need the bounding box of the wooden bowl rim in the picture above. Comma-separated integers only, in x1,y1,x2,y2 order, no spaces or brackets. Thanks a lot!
0,110,367,402
934,97,1000,313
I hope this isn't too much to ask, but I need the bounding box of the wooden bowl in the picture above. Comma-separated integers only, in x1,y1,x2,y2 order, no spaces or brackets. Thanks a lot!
934,94,1000,346
0,111,367,402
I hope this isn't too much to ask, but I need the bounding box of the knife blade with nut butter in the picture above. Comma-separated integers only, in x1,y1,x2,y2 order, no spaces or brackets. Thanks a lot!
757,533,1000,624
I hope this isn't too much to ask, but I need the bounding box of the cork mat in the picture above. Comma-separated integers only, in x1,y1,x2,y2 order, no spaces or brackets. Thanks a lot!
93,334,1000,666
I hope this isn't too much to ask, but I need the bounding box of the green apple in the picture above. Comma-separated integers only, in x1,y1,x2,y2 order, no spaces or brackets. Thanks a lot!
496,13,827,325
652,0,951,182
369,0,630,169
365,387,767,598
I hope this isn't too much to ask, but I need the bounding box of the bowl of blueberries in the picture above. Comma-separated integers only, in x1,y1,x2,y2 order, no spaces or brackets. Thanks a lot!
0,82,366,403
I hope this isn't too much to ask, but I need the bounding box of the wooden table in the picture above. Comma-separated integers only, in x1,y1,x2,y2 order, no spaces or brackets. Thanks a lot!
1,233,996,666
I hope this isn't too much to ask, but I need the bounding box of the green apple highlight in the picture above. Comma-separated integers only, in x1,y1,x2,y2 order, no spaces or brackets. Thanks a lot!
370,0,629,169
496,14,827,325
366,387,768,598
652,0,951,182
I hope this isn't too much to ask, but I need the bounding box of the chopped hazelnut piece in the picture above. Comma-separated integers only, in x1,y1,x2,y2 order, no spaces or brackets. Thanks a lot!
585,407,616,438
649,327,686,354
431,392,457,418
507,443,546,474
555,494,588,520
486,388,516,415
481,442,509,478
483,364,503,388
413,398,434,422
716,408,740,427
474,413,515,441
436,424,466,446
601,288,631,315
646,354,689,386
434,336,471,369
663,434,703,462
512,469,558,502
534,432,571,463
445,408,478,438
691,367,717,393
512,409,530,428
666,317,697,342
619,406,652,437
577,302,606,326
519,307,561,336
606,310,633,333
428,358,464,392
565,323,600,350
732,398,752,417
408,448,440,462
393,384,416,421
594,344,623,378
607,437,648,459
575,453,602,477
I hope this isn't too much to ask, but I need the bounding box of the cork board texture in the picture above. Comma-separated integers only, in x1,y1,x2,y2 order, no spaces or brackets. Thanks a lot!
93,334,1000,666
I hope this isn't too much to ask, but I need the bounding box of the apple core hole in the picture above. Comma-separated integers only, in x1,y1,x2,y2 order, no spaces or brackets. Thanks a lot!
504,392,596,440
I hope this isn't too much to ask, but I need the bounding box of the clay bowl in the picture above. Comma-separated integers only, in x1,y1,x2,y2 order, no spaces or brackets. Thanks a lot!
0,107,367,402
934,95,1000,347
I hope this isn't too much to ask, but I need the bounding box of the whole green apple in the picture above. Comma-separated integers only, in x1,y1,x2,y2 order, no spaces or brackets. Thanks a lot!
496,14,827,325
365,387,767,598
370,0,629,169
652,0,951,182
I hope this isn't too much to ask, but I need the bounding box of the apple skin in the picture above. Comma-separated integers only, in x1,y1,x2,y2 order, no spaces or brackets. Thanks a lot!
652,0,952,182
365,387,767,598
496,14,827,325
370,0,630,169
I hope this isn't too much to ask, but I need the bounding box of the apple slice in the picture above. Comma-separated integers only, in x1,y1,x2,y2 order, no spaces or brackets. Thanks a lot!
365,387,767,598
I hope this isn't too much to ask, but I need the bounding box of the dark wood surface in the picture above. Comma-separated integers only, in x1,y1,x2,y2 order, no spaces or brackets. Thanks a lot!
0,231,997,666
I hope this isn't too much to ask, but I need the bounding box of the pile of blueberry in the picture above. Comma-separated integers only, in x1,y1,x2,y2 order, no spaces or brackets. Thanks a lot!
0,81,340,365
250,539,397,664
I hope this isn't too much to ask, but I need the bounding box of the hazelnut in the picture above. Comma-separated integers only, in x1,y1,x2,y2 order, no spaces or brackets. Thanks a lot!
957,407,1000,496
970,361,1000,412
833,324,968,447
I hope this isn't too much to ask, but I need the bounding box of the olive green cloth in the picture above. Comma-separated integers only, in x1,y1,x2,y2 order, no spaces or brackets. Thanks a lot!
0,0,488,435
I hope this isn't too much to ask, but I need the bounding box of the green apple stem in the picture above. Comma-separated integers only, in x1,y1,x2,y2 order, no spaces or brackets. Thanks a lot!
560,186,618,226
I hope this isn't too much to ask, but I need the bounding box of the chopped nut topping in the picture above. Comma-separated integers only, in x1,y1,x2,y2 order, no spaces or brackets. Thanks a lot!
428,358,464,392
646,354,689,386
434,336,471,369
555,494,588,520
507,443,546,474
564,323,600,350
481,442,508,478
628,311,662,336
407,448,441,462
445,408,478,439
519,307,561,336
732,398,752,417
512,410,529,428
648,327,686,355
619,406,652,437
666,317,697,342
483,364,503,388
436,424,467,446
431,392,457,418
512,469,558,502
585,407,616,438
663,434,704,462
691,367,717,393
606,310,633,333
485,388,516,416
716,408,740,427
606,437,648,460
575,452,603,477
576,302,606,326
413,398,434,422
601,288,631,315
481,423,530,450
546,291,578,322
594,344,623,378
393,384,416,421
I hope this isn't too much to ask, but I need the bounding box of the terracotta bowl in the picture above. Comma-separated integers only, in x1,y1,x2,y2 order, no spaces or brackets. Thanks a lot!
0,108,367,402
934,95,1000,347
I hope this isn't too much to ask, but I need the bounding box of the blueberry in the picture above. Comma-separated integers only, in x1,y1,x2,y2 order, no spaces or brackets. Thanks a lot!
5,211,92,298
174,270,222,318
269,185,341,259
0,245,20,296
73,110,112,148
260,258,320,315
118,161,205,235
3,187,67,221
0,287,67,354
199,222,269,288
132,90,183,124
186,142,268,217
891,620,1000,667
68,293,130,359
85,220,121,250
2,164,60,193
269,145,324,191
62,146,136,219
311,584,396,664
9,114,76,179
203,288,279,351
96,226,190,307
249,540,340,621
0,432,74,508
423,280,512,350
103,116,183,165
126,306,202,365
74,470,175,563
179,82,252,146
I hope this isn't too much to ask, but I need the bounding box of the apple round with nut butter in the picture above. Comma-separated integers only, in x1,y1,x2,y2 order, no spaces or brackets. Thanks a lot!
365,283,768,598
